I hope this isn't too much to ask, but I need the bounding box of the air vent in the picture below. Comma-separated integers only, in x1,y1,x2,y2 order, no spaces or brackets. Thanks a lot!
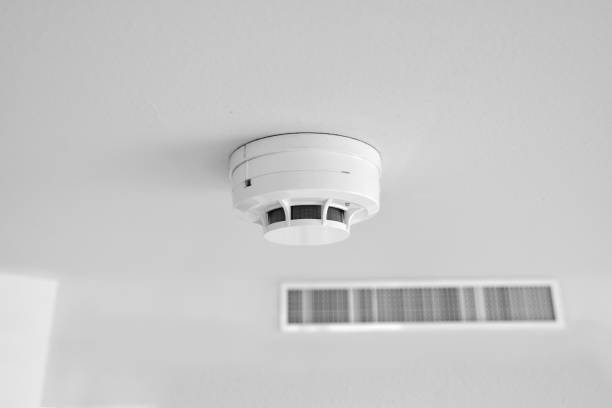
281,280,562,331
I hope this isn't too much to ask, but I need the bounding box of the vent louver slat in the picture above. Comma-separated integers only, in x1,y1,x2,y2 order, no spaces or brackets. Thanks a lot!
287,290,303,324
282,281,561,331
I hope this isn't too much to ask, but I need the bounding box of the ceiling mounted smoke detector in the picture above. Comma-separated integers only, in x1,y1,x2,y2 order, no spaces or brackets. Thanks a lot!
228,133,382,245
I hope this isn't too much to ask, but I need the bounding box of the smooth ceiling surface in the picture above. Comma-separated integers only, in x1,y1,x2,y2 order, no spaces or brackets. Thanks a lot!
1,1,612,407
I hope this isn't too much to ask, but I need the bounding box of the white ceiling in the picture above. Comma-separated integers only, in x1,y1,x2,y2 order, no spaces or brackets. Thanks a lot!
1,1,612,407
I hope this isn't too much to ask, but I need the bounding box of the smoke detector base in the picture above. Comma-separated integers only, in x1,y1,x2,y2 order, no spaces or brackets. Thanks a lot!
264,220,349,246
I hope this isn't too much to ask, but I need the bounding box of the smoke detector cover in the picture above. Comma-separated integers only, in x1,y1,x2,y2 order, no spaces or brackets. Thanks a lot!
229,133,382,245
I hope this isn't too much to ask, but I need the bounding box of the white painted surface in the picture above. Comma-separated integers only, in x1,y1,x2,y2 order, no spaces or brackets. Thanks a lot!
0,273,56,408
1,0,611,407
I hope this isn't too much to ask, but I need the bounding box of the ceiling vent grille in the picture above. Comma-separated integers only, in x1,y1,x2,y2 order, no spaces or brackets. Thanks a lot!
281,280,563,331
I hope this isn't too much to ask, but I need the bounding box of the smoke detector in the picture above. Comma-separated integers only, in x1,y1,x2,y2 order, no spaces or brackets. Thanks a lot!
228,132,382,245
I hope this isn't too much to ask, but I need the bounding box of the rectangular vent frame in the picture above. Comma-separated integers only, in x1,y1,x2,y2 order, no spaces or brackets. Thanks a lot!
280,280,564,332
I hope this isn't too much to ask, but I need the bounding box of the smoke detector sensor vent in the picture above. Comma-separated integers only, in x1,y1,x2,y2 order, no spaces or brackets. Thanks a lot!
229,133,382,245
